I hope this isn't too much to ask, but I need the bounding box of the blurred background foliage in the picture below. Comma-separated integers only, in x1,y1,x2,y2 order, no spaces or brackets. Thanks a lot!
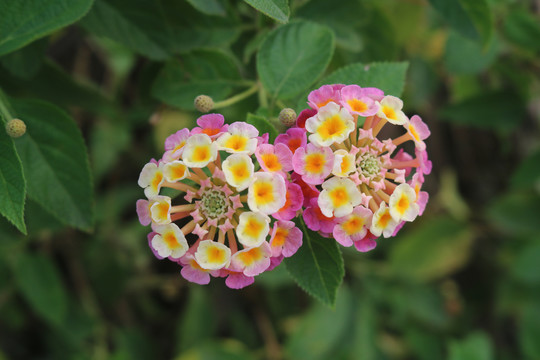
0,0,539,359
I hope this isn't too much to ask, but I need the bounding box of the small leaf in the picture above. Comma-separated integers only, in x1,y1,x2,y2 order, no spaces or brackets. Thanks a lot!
0,119,26,234
257,21,334,100
428,0,493,45
389,217,474,282
243,0,289,23
246,113,278,142
448,332,494,360
186,0,226,16
0,0,95,56
12,99,94,231
152,50,241,110
285,286,352,360
321,62,409,97
511,148,540,190
512,242,540,285
80,0,168,60
519,303,540,359
504,9,540,53
440,91,526,132
175,287,218,353
12,253,69,327
284,218,344,307
487,191,540,236
444,31,499,75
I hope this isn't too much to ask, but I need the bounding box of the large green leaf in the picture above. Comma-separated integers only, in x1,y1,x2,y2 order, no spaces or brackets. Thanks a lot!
0,113,26,234
243,0,289,23
284,218,344,307
12,252,69,327
428,0,493,45
512,242,540,286
257,21,334,100
12,99,94,231
152,50,242,110
0,0,95,56
440,91,526,132
321,62,409,97
81,0,240,57
389,217,474,282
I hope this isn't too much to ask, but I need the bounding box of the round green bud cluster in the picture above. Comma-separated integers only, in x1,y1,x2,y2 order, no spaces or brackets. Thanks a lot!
278,108,297,127
5,118,26,138
194,95,214,113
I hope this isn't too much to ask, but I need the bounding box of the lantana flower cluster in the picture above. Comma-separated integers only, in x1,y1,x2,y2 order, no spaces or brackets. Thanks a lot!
136,114,303,289
289,84,431,252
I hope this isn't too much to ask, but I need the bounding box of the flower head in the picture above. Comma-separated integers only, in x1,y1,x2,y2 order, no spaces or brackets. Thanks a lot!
137,115,303,288
293,84,431,252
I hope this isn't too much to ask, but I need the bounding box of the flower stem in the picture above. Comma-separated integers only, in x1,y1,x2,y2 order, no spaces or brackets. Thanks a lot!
213,83,260,109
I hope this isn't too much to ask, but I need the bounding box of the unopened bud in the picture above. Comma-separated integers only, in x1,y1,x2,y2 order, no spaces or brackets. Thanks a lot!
278,108,297,127
194,95,214,113
5,118,26,138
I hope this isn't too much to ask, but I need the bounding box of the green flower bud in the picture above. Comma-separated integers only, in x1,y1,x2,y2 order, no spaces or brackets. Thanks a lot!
194,95,214,113
278,108,297,127
5,118,26,138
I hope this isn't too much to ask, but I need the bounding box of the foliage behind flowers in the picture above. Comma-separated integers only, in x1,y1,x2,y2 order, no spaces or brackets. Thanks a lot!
0,0,540,359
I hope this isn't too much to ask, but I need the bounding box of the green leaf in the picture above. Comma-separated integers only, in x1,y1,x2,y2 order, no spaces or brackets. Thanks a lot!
0,61,115,115
246,113,278,142
511,148,540,190
487,191,540,236
243,0,289,23
175,287,218,353
321,62,409,97
186,0,225,16
12,252,69,327
295,0,366,52
284,218,344,307
448,332,494,360
81,0,240,57
152,50,242,110
12,99,94,231
285,286,352,360
512,242,540,285
389,217,474,282
504,9,540,53
0,130,26,234
444,31,499,75
519,303,540,359
0,38,48,79
428,0,493,45
257,21,334,100
459,0,493,45
80,0,168,60
440,91,526,132
0,0,95,56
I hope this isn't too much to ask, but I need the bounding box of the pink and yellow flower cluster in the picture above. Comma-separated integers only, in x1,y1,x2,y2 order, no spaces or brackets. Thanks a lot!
137,114,303,289
137,83,431,289
291,84,431,252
